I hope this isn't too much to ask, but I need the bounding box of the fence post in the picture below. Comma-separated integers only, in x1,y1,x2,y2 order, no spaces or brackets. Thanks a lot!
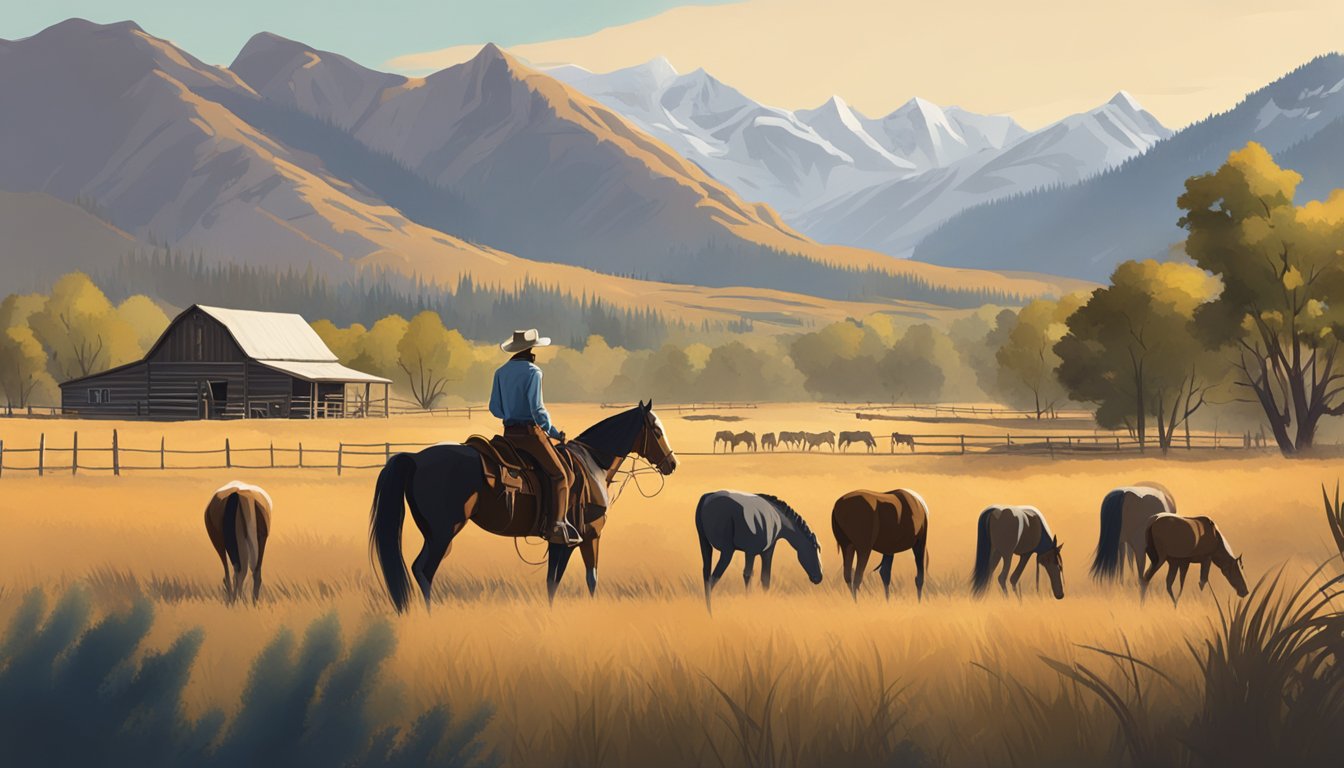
112,430,120,477
225,438,231,469
385,442,391,463
160,436,166,470
960,435,966,455
337,443,343,476
299,442,304,468
1046,436,1054,459
72,431,78,476
1116,437,1121,450
0,438,4,479
38,433,45,477
270,441,275,468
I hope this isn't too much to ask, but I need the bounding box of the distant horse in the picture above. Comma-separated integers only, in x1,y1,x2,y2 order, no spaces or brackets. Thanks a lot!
839,430,876,453
971,506,1064,599
696,490,823,612
726,431,757,452
370,402,677,611
831,489,930,600
803,431,836,451
761,433,778,451
891,433,915,453
778,431,804,450
204,481,272,603
1091,481,1176,582
1141,513,1248,605
713,430,735,453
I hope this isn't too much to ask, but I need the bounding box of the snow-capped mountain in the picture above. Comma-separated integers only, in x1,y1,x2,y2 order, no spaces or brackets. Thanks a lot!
551,59,1170,256
913,54,1344,279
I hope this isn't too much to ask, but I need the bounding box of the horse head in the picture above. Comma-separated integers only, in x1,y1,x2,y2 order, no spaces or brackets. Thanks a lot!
636,400,678,475
1218,546,1249,597
1039,538,1066,600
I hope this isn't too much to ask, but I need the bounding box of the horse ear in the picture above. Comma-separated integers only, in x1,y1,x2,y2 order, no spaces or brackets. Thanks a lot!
1055,539,1063,552
646,399,654,410
637,399,645,408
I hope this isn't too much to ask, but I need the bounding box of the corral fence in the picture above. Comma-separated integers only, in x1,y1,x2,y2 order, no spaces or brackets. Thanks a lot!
1,401,486,420
0,430,452,478
836,403,1095,420
697,431,1275,456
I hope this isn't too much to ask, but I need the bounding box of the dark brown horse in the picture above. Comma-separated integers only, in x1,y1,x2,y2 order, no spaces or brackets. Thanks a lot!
831,489,930,600
204,481,272,603
1140,513,1248,605
370,402,677,611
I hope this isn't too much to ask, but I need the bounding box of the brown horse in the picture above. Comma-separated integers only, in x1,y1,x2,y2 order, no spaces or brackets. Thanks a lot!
728,431,757,452
890,433,915,452
761,432,777,451
803,431,836,451
1140,513,1248,605
204,481,272,603
713,430,735,453
831,489,930,600
838,430,876,453
370,402,677,611
778,431,804,450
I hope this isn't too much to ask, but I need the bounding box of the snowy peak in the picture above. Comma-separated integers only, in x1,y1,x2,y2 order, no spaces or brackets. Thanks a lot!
1108,89,1145,112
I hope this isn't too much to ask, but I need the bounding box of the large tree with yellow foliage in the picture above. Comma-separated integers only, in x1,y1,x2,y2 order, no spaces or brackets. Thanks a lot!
1179,143,1344,454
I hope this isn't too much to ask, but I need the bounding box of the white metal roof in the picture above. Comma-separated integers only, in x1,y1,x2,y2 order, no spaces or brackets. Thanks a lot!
196,305,338,362
257,359,392,384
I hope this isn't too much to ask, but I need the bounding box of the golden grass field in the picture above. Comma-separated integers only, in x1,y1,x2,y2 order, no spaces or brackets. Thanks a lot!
0,403,1340,767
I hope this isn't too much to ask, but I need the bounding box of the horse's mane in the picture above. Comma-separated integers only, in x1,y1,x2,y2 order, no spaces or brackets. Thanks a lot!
575,406,644,464
757,493,818,547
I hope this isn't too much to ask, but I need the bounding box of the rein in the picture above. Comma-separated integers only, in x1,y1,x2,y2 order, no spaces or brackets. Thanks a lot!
610,455,666,503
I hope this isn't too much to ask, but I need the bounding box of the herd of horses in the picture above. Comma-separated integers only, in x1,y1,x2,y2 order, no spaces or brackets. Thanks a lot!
714,429,916,453
198,405,1248,612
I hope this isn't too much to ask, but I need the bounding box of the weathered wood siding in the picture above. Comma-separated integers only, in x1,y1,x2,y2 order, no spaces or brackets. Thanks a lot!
146,307,245,364
59,362,151,418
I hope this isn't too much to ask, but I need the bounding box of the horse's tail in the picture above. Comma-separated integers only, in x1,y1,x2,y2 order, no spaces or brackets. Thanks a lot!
971,509,993,595
370,453,416,613
831,501,849,554
222,491,243,572
1091,490,1126,581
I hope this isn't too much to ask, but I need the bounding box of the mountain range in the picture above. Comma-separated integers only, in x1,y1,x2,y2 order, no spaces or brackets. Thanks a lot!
0,19,1081,326
912,54,1344,279
550,59,1171,257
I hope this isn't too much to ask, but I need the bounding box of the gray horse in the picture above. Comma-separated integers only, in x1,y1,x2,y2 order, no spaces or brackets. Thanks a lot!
695,490,823,612
970,505,1065,599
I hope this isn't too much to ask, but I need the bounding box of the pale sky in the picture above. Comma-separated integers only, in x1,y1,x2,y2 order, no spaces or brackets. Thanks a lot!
8,1,1344,129
388,0,1344,130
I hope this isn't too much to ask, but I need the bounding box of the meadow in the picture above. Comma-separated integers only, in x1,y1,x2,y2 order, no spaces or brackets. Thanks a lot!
0,404,1341,767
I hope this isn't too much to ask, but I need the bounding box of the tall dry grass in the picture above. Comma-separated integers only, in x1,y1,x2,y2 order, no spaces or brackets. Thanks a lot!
1,408,1342,766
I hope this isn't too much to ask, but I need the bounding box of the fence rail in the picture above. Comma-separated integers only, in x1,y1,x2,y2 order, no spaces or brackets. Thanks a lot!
0,427,1275,480
836,403,1095,420
601,402,758,412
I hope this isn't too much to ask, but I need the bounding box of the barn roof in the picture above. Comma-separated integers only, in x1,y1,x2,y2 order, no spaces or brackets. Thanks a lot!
258,360,391,384
196,305,338,362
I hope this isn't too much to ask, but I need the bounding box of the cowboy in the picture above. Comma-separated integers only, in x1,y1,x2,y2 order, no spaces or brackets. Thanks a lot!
488,329,579,545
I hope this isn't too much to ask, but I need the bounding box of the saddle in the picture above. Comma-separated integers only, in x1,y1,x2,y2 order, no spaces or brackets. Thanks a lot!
464,434,607,539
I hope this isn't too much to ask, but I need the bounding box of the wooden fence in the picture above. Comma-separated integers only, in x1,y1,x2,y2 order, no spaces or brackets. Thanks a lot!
698,431,1274,456
601,402,758,412
836,403,1095,420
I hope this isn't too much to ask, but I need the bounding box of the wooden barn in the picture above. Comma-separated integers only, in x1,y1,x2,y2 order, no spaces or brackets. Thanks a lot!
59,304,391,420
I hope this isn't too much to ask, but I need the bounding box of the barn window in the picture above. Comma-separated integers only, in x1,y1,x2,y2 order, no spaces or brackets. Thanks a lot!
87,388,111,403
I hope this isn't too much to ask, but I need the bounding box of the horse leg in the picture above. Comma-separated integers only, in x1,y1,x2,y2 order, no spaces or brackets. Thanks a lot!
1009,554,1031,600
411,536,453,611
232,567,246,604
841,545,855,588
877,554,894,601
1140,554,1165,604
760,548,775,592
743,553,756,592
851,549,872,601
1198,560,1211,591
580,538,600,597
913,534,927,601
546,542,578,606
997,554,1011,596
217,548,231,601
705,549,735,614
251,537,268,605
1165,564,1180,606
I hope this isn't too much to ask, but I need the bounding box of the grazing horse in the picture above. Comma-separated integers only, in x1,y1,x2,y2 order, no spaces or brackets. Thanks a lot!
696,490,823,612
761,432,777,451
803,431,836,451
831,489,930,600
713,430,735,453
839,430,876,453
778,431,804,450
369,402,677,612
204,481,272,604
1090,481,1176,582
1141,513,1248,605
970,506,1064,599
728,431,758,452
891,433,915,453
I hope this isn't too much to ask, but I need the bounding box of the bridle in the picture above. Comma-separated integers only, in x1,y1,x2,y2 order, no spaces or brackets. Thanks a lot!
610,413,674,503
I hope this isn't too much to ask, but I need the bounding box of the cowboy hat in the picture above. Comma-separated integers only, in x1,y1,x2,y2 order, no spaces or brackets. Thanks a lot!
500,328,552,353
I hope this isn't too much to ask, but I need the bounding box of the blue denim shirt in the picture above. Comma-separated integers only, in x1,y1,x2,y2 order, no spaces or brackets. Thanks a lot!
488,359,561,438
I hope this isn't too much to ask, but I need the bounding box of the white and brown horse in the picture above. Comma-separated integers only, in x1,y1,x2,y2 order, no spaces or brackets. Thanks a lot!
1090,481,1176,582
204,481,272,603
971,505,1064,599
